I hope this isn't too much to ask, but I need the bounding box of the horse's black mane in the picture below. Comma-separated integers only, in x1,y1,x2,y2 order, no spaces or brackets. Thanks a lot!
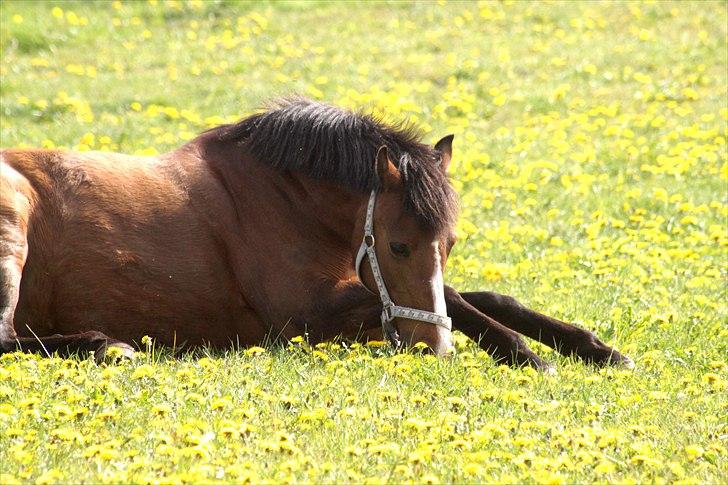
212,97,458,232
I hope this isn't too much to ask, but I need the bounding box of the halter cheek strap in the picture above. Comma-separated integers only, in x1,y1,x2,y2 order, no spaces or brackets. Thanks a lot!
355,190,452,346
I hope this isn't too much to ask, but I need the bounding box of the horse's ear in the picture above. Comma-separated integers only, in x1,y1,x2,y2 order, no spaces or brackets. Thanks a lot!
434,134,454,173
375,146,401,190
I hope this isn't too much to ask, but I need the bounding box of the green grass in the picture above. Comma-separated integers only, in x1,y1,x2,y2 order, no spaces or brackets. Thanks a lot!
1,0,726,483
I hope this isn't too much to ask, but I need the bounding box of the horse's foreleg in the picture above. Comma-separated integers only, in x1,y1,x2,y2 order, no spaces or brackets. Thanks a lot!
444,286,553,371
458,290,633,367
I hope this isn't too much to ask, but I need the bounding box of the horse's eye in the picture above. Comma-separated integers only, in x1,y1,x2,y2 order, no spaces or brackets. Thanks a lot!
389,242,411,258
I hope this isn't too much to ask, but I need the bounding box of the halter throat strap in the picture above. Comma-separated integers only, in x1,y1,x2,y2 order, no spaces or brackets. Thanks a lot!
355,190,452,346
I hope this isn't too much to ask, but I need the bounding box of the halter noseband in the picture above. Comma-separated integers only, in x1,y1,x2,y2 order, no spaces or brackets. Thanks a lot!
355,190,452,346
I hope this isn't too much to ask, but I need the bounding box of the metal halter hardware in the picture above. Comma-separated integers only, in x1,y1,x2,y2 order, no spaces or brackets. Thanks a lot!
355,190,452,346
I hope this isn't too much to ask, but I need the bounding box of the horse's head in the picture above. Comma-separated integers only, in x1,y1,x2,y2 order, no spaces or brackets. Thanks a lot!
356,135,457,356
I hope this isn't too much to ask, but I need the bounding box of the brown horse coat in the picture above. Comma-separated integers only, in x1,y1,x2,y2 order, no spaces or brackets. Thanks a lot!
0,98,632,370
2,144,365,347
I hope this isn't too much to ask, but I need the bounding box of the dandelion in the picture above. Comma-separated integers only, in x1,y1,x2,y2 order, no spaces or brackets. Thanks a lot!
312,350,329,361
421,474,439,484
245,346,265,357
131,364,155,380
684,445,704,461
594,460,616,475
35,469,64,485
151,403,172,417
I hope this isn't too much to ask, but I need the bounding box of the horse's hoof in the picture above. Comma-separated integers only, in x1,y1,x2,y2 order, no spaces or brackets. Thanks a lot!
532,355,557,374
616,355,635,370
518,352,556,374
601,349,634,369
582,343,635,369
523,354,556,374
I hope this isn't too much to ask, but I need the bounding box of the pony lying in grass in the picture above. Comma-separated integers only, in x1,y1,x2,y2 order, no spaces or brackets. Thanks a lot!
0,98,632,371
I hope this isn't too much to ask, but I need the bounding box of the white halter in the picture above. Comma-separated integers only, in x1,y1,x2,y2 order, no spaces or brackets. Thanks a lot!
355,190,452,345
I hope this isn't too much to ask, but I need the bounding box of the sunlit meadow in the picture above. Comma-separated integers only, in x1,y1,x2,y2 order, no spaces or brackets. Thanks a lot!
1,0,726,483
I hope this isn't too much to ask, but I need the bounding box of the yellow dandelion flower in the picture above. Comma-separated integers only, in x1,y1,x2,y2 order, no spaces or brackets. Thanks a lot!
131,364,155,380
245,346,265,356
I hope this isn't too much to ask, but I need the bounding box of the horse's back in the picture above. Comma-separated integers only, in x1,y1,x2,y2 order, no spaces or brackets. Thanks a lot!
2,148,253,346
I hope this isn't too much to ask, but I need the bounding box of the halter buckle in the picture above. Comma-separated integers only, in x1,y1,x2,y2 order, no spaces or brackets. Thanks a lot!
381,303,394,322
364,234,375,248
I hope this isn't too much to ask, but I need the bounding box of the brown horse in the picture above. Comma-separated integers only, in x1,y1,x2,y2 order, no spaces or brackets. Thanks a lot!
0,98,632,371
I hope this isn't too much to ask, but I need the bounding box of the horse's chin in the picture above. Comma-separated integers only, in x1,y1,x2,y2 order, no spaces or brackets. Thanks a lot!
429,339,455,357
399,322,453,357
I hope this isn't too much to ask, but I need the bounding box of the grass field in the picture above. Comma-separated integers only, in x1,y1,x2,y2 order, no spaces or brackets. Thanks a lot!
1,0,727,483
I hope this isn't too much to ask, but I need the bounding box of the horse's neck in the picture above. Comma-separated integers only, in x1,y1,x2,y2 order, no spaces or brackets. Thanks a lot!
289,175,362,241
196,141,364,282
